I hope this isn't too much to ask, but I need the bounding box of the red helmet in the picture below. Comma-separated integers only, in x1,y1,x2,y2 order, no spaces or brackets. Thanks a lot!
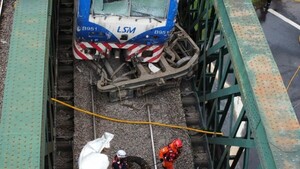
172,138,183,148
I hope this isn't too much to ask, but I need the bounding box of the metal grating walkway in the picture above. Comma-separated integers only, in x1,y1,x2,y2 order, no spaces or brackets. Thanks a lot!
0,0,51,168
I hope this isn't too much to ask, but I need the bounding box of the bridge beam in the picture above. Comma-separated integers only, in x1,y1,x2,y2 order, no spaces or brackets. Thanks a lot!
214,0,300,168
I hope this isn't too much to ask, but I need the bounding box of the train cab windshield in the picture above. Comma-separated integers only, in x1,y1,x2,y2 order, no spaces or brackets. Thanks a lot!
91,0,169,19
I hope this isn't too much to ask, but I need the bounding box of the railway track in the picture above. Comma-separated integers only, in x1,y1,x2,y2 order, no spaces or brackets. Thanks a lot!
73,63,194,169
87,82,158,169
181,85,211,168
53,0,211,168
54,0,74,168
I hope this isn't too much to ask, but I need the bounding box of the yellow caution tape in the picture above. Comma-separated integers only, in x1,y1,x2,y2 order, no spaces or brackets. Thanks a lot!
51,98,223,136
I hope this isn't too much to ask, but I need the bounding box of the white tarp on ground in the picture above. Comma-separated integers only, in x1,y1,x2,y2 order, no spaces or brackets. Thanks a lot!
79,132,114,169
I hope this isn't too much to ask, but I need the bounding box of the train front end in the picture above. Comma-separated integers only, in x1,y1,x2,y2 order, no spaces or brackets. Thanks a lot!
73,0,200,101
73,0,177,62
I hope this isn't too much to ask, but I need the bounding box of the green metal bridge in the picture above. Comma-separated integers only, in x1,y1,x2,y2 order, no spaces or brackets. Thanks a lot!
0,0,299,168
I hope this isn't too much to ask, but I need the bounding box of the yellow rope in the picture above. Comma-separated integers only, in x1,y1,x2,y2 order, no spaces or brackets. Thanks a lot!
287,66,300,91
51,98,223,136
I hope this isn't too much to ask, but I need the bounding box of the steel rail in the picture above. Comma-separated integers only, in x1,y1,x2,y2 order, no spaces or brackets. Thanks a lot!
0,0,3,18
90,73,97,139
146,103,158,169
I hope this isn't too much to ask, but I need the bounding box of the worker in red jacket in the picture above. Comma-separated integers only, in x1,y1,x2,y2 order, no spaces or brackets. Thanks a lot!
159,138,183,169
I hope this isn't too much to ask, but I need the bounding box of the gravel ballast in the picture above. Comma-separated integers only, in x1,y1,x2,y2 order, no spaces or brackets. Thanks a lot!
73,61,194,169
0,0,15,118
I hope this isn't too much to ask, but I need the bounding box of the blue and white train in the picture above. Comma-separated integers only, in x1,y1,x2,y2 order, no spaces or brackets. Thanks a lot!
73,0,199,100
73,0,179,62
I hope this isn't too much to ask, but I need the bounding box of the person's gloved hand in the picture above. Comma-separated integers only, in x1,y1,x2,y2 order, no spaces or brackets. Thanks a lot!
160,158,163,162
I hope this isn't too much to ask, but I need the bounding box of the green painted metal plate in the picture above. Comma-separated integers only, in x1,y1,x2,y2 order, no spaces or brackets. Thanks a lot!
0,0,50,168
215,0,300,168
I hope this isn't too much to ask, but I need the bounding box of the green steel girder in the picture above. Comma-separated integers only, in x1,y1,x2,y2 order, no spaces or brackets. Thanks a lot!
0,0,54,168
214,0,300,168
208,137,255,148
199,85,240,101
178,0,300,168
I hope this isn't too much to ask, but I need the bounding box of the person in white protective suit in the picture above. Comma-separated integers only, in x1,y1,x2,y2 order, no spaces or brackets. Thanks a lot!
78,132,114,169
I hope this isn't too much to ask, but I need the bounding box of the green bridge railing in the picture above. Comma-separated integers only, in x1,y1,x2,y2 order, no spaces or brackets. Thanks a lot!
179,0,300,168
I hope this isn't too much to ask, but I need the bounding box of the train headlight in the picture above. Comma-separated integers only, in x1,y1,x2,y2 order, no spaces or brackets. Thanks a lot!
84,48,96,55
142,50,153,58
120,34,128,40
88,32,104,38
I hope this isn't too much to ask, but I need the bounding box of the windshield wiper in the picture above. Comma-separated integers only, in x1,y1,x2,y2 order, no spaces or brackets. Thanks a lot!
132,10,162,23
